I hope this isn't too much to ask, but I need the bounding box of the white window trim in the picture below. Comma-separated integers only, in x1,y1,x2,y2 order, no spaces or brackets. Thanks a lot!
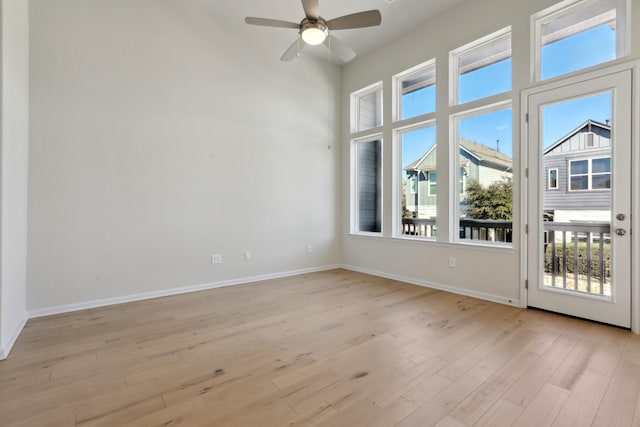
449,26,512,107
568,156,611,191
392,59,436,123
351,134,384,235
548,167,559,189
531,0,630,82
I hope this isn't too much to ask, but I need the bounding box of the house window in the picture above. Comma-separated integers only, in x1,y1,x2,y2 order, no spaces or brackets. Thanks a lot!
532,0,629,81
450,27,512,105
354,138,382,233
548,168,559,189
428,172,437,196
393,60,436,121
569,157,610,190
352,82,383,133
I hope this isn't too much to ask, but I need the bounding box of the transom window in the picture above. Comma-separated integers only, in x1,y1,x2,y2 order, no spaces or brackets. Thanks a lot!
532,0,629,81
393,60,436,121
569,157,611,190
450,27,512,105
351,82,383,133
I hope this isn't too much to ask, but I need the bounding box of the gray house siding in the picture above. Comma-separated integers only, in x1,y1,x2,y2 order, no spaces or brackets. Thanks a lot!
543,121,611,212
358,140,382,232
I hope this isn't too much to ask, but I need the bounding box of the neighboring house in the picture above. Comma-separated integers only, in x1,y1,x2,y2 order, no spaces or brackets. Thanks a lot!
543,119,611,223
404,139,513,218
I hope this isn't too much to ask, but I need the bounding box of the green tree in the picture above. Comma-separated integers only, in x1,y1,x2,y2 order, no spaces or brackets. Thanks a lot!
463,178,512,220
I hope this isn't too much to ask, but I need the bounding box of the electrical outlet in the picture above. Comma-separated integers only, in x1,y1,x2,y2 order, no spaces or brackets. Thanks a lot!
212,254,222,264
448,257,456,268
307,245,313,254
244,250,252,261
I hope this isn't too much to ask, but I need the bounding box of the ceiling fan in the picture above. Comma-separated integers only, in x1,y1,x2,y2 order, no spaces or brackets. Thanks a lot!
245,0,382,63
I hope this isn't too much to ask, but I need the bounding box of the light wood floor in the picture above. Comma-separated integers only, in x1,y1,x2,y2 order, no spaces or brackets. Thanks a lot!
1,269,639,426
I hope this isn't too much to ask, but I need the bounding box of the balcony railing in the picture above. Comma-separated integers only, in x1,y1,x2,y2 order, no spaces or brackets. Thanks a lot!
400,217,512,242
544,222,611,296
400,218,610,295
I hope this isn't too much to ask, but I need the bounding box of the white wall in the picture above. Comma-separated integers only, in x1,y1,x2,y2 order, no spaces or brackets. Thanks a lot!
0,0,29,359
27,0,342,312
342,0,640,305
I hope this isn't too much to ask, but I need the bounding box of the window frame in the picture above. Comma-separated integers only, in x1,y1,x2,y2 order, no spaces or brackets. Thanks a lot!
568,156,611,191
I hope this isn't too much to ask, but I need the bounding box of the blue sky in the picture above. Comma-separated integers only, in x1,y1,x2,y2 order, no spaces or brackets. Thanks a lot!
401,24,616,169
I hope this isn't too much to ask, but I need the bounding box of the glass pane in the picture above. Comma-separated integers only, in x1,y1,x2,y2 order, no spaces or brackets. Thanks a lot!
398,63,436,120
571,175,588,190
542,92,613,297
456,33,512,104
592,174,611,189
593,157,611,173
571,160,588,175
460,58,512,104
538,0,620,80
358,140,382,233
400,126,437,238
549,169,558,188
458,108,513,244
357,89,382,132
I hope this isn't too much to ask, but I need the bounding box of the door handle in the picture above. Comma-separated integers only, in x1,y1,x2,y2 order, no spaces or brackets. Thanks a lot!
615,228,626,236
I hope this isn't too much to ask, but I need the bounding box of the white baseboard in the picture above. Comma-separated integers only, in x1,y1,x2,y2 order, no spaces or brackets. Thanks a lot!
0,315,28,360
28,265,342,319
341,264,521,307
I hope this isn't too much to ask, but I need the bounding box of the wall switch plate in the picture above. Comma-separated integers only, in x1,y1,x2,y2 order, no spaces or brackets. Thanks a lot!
212,254,222,264
244,250,252,261
448,257,456,268
307,245,313,254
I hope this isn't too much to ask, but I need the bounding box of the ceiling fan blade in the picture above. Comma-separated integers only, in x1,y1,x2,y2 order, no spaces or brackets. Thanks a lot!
245,17,300,29
301,0,320,20
281,38,306,62
324,35,356,63
326,10,382,30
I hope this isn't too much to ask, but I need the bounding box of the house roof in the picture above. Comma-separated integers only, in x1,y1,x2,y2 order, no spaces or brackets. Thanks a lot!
404,138,512,172
543,119,610,155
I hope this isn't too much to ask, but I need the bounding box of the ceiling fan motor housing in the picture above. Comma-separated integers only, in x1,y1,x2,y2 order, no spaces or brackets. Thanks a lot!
300,18,328,45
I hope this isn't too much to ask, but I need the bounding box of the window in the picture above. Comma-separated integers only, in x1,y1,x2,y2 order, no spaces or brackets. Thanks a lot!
548,168,559,189
398,124,437,238
533,0,629,81
352,83,383,133
393,60,436,121
569,157,611,190
450,27,512,105
354,138,382,233
455,104,513,244
428,172,437,196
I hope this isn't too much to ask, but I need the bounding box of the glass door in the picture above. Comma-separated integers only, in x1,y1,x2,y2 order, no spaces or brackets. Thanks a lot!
526,69,631,328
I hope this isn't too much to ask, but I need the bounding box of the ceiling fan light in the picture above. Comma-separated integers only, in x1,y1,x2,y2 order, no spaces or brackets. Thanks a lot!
301,23,328,45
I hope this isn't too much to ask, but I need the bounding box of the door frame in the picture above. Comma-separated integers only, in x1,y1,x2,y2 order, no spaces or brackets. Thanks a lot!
520,60,640,333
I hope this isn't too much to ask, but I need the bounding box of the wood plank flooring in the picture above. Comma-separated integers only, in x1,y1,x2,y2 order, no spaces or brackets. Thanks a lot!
1,269,639,426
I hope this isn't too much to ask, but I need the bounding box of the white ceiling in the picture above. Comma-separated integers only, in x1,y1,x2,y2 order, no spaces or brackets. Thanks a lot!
197,0,468,62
